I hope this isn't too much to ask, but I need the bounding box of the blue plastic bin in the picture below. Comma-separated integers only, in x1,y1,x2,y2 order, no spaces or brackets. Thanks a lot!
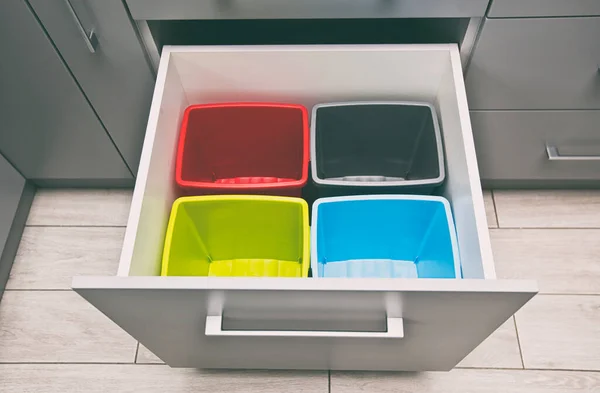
311,195,461,279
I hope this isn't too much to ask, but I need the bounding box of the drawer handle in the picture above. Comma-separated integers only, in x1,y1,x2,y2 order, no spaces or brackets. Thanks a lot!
216,0,394,10
205,316,404,338
546,145,600,161
63,0,98,53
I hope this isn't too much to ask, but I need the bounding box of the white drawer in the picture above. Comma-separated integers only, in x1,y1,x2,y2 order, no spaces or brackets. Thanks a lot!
72,45,537,371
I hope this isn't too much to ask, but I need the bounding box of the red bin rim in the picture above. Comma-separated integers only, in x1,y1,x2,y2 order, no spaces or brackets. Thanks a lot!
175,102,310,190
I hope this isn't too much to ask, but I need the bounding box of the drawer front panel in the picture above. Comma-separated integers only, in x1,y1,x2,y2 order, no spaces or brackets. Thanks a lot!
471,110,600,181
466,18,600,110
29,0,155,172
489,0,600,17
125,0,489,20
73,277,536,370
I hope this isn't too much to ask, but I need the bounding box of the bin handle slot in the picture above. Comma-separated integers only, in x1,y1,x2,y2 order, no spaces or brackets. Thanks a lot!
546,145,600,161
205,316,404,338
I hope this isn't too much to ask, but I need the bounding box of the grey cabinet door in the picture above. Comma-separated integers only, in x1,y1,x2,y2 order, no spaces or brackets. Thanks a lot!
466,18,600,110
0,0,132,183
28,0,155,172
471,110,600,184
489,0,600,17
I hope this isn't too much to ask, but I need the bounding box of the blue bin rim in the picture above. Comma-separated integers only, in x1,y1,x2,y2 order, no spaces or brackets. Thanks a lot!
310,101,445,188
310,194,461,279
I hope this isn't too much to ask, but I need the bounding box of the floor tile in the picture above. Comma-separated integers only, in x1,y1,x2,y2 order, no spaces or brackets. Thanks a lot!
331,369,600,392
494,190,600,228
0,291,137,362
0,365,328,393
136,344,163,364
483,190,498,228
7,227,124,289
516,295,600,370
492,229,600,294
457,318,522,368
27,189,132,226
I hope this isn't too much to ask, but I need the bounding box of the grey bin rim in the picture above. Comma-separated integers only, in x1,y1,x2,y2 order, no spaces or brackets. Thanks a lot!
309,100,446,187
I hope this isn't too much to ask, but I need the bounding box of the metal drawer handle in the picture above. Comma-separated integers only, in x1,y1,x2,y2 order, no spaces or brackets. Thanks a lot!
546,145,600,161
205,316,404,338
216,0,394,9
63,0,98,53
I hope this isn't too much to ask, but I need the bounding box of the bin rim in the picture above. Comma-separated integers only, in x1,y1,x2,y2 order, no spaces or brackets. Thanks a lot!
162,195,310,277
175,102,310,190
310,100,445,187
310,194,461,279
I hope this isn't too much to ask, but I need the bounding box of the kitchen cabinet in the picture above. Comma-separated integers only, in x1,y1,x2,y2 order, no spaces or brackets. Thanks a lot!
471,110,600,186
0,0,132,185
466,13,600,186
466,17,600,110
0,154,34,301
28,0,155,172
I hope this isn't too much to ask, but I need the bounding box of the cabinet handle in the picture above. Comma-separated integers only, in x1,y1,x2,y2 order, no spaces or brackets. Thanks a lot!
216,0,394,10
205,316,404,338
63,0,98,53
546,145,600,161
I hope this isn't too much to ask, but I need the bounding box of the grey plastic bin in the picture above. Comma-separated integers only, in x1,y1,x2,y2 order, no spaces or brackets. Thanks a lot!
310,101,445,195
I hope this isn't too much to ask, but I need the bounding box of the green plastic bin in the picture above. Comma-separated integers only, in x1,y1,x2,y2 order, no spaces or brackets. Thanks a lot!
161,195,310,277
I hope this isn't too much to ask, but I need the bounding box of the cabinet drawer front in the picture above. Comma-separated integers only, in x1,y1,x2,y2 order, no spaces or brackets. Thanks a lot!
74,277,535,370
0,0,132,182
472,110,600,182
125,0,488,20
73,45,537,371
466,18,600,110
489,0,600,17
28,0,155,172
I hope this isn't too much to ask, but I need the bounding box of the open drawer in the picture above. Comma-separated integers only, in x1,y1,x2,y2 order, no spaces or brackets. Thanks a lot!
72,45,537,371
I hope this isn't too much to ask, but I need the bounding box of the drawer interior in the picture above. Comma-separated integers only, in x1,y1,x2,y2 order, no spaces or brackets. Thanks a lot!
147,18,470,48
117,44,494,281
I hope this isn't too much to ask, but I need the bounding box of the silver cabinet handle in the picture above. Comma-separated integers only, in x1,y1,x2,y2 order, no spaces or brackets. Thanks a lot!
216,0,394,10
64,0,98,53
546,145,600,161
205,316,404,338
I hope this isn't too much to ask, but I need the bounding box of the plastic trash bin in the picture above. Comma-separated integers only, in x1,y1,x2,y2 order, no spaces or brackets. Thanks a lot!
311,195,460,279
162,195,310,277
310,101,445,195
176,103,309,196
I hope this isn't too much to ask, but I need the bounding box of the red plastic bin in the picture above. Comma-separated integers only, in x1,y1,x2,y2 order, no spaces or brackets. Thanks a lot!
175,103,309,196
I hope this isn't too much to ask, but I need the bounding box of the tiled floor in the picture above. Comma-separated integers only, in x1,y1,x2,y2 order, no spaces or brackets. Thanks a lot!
1,189,600,391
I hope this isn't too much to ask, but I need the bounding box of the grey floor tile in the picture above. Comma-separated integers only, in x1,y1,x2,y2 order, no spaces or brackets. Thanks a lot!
7,227,124,289
483,190,498,228
492,229,600,294
136,344,163,364
494,190,600,228
27,189,132,226
0,291,137,363
331,369,600,392
516,295,600,370
0,365,328,393
458,318,522,369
